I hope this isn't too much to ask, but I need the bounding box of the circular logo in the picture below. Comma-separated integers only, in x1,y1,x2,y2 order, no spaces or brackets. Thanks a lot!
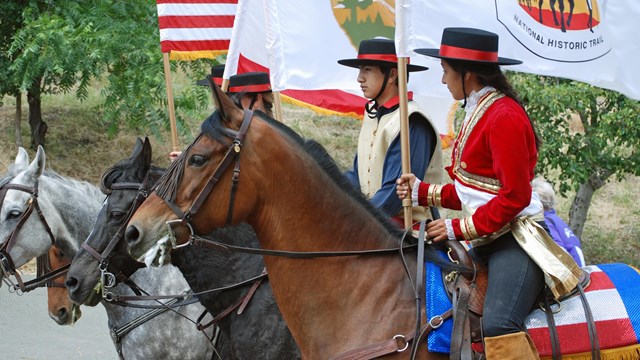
331,0,396,49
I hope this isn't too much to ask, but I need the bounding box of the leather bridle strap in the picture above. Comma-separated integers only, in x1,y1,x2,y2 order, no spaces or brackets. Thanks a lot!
82,181,147,264
0,183,57,293
191,233,418,258
195,269,266,331
105,269,267,304
187,110,253,222
331,309,453,360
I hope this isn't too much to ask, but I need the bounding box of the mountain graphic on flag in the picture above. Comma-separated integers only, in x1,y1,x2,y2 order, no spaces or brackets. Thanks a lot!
332,0,395,48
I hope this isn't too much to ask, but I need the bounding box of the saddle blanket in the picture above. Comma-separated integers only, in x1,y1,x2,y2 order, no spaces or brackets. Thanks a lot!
426,259,640,356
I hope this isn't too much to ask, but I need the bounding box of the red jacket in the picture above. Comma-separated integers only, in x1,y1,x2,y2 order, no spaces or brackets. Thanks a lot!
418,92,539,239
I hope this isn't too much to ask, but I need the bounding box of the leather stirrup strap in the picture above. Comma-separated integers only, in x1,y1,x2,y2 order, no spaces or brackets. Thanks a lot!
577,282,600,359
542,292,562,359
450,281,473,360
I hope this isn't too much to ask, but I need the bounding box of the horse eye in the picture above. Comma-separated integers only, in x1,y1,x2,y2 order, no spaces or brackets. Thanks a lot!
189,155,207,167
6,210,21,220
54,249,65,260
109,211,125,222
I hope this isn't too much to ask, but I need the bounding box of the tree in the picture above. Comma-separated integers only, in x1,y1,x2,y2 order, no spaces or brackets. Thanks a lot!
510,73,640,237
6,0,210,148
0,1,28,148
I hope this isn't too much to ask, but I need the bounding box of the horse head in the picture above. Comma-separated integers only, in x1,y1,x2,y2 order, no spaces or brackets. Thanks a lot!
0,146,55,279
66,137,152,305
0,146,103,291
46,245,82,325
125,84,269,263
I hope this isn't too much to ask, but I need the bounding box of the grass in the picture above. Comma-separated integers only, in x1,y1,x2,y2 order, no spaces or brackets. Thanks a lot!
1,87,639,274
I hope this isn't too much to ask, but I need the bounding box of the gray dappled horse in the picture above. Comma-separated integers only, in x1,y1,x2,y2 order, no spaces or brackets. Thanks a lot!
0,146,213,360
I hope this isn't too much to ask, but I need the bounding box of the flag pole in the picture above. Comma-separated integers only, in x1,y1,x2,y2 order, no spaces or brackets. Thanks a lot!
273,91,284,122
221,78,229,92
397,57,413,230
162,52,179,151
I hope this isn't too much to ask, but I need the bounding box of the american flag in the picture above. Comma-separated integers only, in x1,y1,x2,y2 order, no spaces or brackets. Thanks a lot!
156,0,237,60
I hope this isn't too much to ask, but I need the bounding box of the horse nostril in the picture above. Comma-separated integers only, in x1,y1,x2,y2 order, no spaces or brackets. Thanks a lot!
125,225,140,246
65,277,78,291
57,307,69,322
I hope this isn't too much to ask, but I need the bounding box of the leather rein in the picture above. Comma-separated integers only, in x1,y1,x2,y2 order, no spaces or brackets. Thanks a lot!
0,181,68,293
156,109,437,359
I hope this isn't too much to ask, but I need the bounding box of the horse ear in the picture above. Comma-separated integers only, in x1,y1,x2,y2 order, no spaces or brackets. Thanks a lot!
25,145,46,180
131,137,144,158
141,137,152,169
130,137,152,175
12,147,30,174
210,80,244,130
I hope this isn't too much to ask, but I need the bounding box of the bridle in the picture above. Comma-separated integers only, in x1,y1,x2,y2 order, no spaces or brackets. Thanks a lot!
0,180,67,293
80,179,149,300
160,109,254,246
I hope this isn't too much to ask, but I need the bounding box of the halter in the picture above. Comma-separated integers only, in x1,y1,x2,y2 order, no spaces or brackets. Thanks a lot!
0,181,62,293
161,109,254,244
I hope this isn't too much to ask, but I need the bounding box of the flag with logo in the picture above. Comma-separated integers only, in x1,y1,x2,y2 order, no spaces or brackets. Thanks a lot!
156,0,238,60
224,0,457,138
395,0,640,100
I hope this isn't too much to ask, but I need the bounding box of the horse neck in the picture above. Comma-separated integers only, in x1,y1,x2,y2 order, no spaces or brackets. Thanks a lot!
250,153,394,252
39,174,104,256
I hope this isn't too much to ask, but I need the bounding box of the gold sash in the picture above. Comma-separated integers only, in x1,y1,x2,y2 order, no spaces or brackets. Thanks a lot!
511,217,582,299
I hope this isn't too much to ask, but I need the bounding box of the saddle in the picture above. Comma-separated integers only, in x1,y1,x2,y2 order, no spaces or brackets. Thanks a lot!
442,241,592,360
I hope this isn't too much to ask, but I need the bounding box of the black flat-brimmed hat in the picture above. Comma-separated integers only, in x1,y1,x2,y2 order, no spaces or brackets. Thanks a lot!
414,27,522,66
227,72,272,94
196,64,225,87
338,38,428,72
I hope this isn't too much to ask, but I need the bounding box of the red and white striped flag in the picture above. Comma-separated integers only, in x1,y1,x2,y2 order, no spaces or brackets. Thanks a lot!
156,0,237,60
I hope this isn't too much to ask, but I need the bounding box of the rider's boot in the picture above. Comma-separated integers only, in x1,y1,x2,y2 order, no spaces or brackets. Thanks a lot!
483,331,540,360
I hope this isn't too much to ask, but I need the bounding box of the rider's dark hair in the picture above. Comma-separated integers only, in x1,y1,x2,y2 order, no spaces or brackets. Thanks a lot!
445,59,540,148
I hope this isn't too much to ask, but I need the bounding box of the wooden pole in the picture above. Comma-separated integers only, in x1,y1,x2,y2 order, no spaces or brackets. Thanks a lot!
221,78,229,93
273,91,284,122
397,57,413,230
162,52,179,151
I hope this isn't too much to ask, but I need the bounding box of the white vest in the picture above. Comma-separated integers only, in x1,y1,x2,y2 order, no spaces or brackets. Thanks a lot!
357,101,443,222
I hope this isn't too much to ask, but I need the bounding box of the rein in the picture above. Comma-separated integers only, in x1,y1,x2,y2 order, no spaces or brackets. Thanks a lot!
0,182,59,293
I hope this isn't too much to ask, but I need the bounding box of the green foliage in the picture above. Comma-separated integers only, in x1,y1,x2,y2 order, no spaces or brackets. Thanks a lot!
0,1,29,102
509,73,640,195
5,0,212,140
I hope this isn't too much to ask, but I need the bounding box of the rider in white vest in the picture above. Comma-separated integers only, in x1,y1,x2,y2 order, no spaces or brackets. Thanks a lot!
339,38,443,229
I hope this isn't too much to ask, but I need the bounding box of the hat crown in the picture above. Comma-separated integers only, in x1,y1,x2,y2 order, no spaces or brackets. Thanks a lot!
357,38,396,56
441,27,499,53
210,64,225,77
413,27,522,65
228,72,271,93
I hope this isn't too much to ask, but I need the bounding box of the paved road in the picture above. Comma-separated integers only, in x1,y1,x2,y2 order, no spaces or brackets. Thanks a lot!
0,275,117,360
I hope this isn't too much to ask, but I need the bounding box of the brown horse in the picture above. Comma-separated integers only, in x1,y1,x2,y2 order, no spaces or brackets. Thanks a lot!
124,85,461,359
46,245,81,325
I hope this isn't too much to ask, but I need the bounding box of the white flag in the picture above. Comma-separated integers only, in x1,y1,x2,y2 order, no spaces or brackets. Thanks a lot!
396,0,640,100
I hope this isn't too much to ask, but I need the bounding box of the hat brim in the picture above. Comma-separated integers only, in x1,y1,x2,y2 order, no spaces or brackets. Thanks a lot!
337,59,428,72
414,48,522,66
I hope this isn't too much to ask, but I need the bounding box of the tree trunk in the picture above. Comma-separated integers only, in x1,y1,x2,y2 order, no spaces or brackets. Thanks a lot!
27,78,47,149
14,93,22,148
568,171,612,238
